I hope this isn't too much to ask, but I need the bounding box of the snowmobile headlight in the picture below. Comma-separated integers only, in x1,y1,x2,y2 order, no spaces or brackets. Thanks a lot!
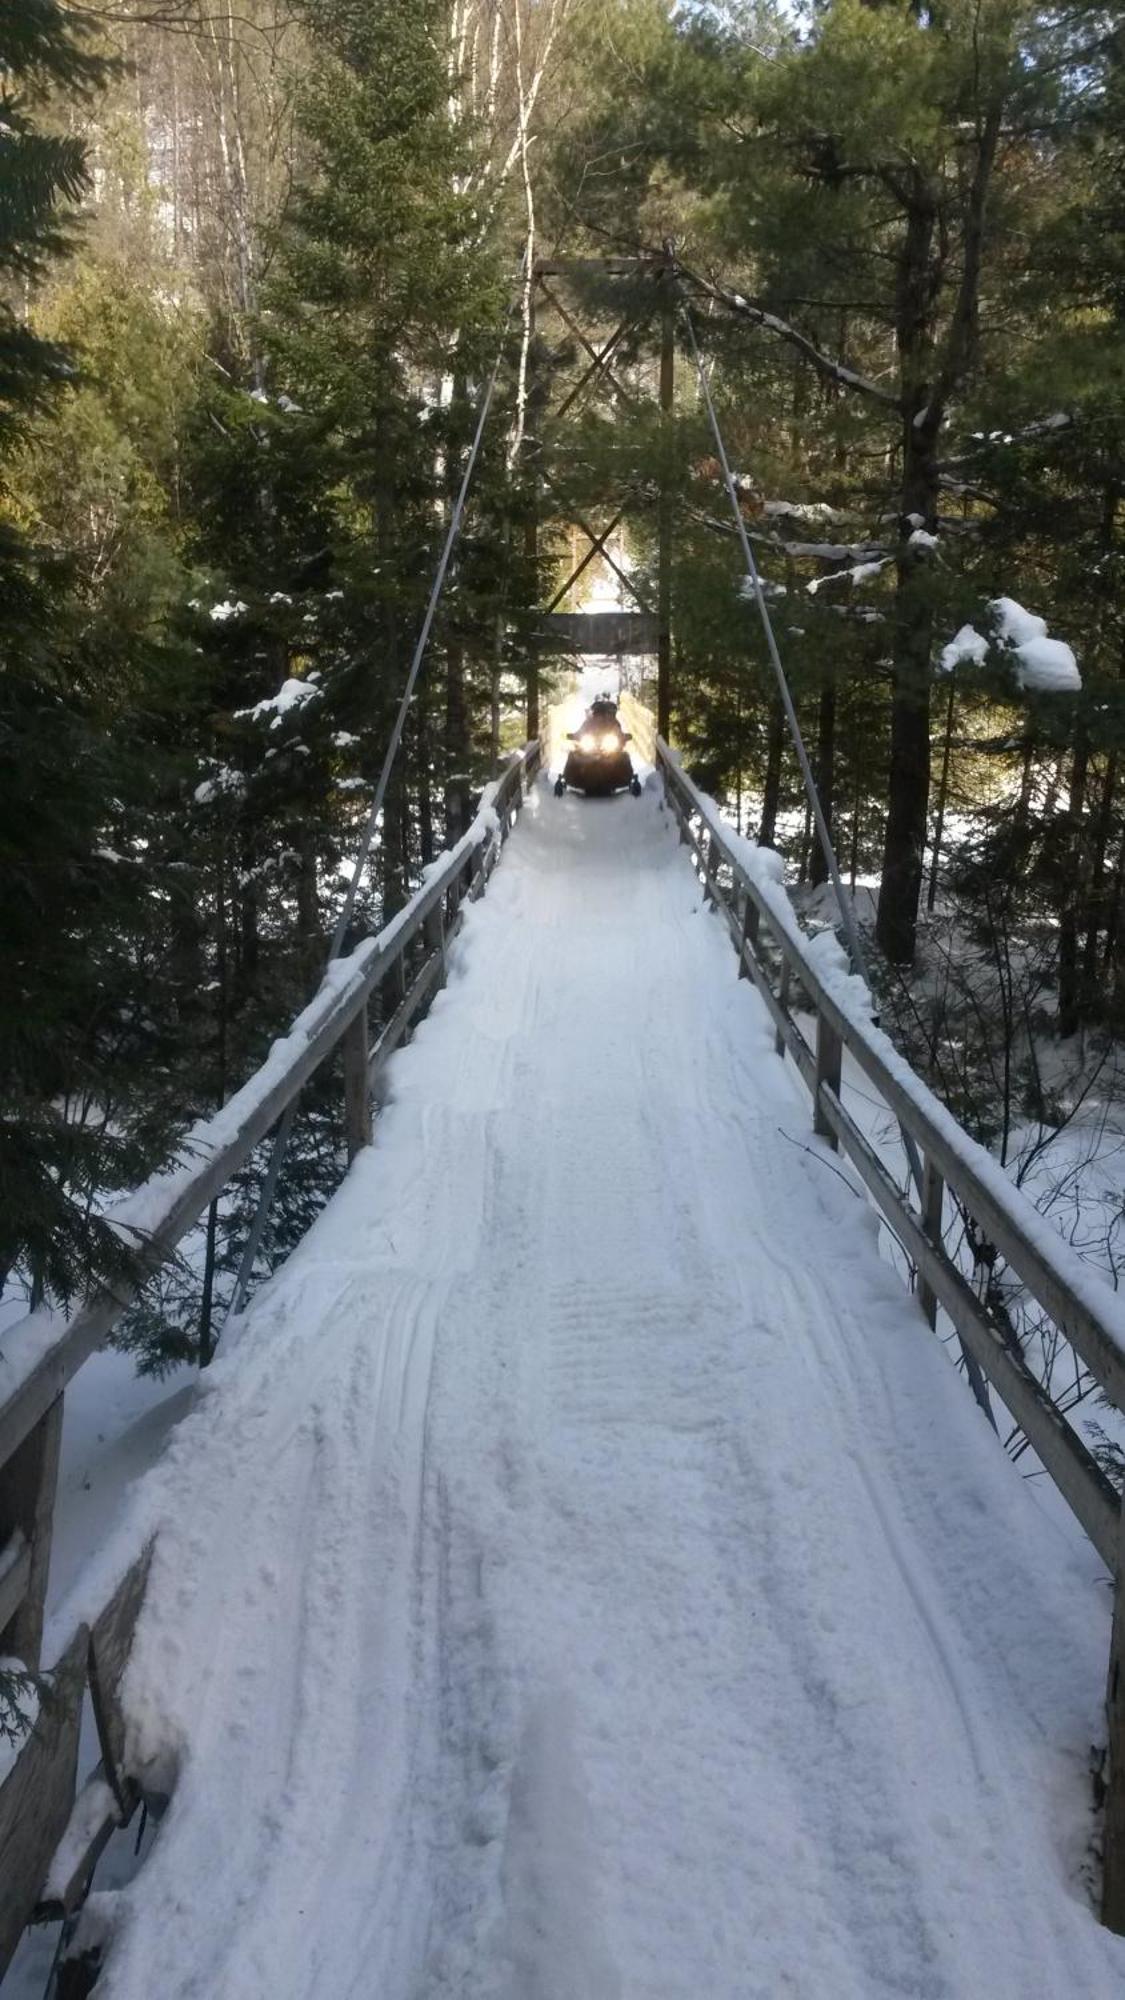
579,731,598,753
601,732,621,752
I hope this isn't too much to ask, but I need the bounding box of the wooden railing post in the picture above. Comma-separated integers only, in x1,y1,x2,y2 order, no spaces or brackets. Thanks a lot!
703,832,720,906
814,1007,843,1149
423,897,446,978
737,890,760,981
918,1154,945,1328
775,961,792,1061
0,1395,64,1667
1103,1504,1125,1933
343,1003,372,1162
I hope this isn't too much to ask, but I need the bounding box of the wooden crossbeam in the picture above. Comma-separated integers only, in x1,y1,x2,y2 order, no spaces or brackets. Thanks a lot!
539,468,651,613
537,281,640,413
544,502,629,615
544,317,638,430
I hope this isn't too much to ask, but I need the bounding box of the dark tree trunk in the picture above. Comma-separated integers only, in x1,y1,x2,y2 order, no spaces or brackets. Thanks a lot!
876,572,934,963
444,636,471,845
1082,752,1116,1013
809,671,836,889
1058,726,1089,1038
797,797,813,886
927,675,956,911
876,180,940,967
416,680,435,868
237,833,259,997
296,828,320,975
381,763,408,919
758,697,784,848
876,407,940,964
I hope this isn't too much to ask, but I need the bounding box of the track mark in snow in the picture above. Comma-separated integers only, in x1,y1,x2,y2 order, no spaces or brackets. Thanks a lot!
75,778,1125,2000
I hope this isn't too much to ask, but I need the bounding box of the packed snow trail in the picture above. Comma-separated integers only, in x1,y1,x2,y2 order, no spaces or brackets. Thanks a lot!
70,776,1125,1998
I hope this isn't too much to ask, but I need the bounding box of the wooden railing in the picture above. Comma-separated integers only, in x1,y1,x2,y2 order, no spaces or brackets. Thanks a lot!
656,737,1125,1933
0,741,540,1985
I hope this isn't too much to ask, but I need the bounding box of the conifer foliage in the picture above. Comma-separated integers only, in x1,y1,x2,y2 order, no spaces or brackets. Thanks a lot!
2,0,1124,1349
0,3,142,1306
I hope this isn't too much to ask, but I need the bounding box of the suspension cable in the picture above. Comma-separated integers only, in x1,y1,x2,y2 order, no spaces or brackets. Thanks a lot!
223,297,519,1333
678,292,948,1230
678,297,871,989
328,310,518,961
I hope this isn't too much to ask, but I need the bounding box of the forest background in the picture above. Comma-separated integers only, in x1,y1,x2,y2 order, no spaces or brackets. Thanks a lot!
2,0,1124,1441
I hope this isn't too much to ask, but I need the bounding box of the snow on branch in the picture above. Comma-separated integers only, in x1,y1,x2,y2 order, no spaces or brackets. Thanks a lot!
678,262,899,410
940,597,1080,693
235,677,324,730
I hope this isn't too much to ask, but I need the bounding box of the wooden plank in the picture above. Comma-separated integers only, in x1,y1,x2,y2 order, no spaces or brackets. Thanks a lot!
740,942,815,1087
368,950,445,1084
814,1013,843,1149
0,1624,87,1982
536,612,659,656
775,963,793,1062
850,1047,1125,1413
919,1155,945,1330
818,1082,1120,1567
0,1533,31,1643
0,1396,63,1667
35,1765,119,1921
678,809,815,1089
737,890,759,979
30,1549,154,1927
343,1006,372,1162
89,1547,153,1794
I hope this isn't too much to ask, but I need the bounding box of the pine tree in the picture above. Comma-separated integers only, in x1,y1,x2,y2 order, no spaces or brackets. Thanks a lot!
0,4,145,1305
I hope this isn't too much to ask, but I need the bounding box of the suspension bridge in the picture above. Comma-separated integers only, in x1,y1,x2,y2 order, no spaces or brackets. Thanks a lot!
2,260,1125,1996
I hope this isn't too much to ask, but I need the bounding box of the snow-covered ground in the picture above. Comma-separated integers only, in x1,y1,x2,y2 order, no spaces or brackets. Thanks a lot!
29,777,1125,1997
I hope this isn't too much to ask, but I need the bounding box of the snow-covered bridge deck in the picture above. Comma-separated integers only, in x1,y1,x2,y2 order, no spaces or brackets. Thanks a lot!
59,779,1125,1997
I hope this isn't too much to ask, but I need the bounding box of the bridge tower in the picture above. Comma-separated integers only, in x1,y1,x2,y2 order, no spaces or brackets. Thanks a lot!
521,254,676,738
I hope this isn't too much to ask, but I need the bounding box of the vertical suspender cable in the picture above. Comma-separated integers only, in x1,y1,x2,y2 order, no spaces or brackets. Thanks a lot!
678,299,938,1200
223,299,519,1331
678,299,870,990
328,310,518,962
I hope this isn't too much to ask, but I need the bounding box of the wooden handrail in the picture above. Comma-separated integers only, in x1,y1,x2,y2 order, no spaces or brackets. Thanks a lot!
0,746,540,1481
0,743,540,1983
655,736,1125,1930
658,742,1125,1406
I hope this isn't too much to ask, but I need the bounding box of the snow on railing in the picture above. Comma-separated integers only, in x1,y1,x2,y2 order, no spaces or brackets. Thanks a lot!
655,735,1125,1934
0,740,541,1980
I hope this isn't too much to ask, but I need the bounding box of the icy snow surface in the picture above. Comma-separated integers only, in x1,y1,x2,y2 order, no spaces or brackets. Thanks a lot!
68,780,1125,2000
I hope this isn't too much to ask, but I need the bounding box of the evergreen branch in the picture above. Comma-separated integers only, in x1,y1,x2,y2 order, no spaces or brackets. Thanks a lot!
672,257,900,410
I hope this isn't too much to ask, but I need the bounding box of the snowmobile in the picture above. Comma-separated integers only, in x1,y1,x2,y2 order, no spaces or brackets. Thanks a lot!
554,697,642,799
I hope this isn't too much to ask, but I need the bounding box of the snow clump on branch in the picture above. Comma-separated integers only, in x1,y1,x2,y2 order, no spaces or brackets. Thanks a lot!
235,678,324,730
939,597,1080,693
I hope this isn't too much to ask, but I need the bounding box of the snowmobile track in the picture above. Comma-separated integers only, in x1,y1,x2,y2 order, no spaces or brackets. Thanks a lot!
69,775,1125,1999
